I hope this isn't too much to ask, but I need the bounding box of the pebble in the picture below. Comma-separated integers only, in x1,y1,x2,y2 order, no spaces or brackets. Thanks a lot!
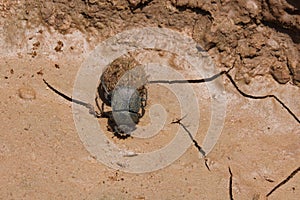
18,86,36,100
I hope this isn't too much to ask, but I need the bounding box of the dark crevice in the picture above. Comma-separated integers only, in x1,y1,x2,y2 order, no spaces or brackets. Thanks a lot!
266,166,300,197
285,7,300,15
174,5,212,19
171,117,206,157
171,117,210,171
149,69,226,84
43,79,89,108
128,0,154,12
242,54,258,59
235,17,257,27
154,67,300,124
261,20,300,43
262,0,300,43
286,0,300,10
80,11,93,19
204,42,217,51
229,167,234,200
265,0,274,16
225,72,300,124
43,79,105,119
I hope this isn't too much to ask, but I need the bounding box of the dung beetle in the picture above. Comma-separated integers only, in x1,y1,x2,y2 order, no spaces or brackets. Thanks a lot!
97,81,147,137
43,54,148,138
98,83,147,135
96,54,148,137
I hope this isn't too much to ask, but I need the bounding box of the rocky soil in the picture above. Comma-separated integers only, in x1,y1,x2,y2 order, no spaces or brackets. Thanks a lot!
0,0,299,199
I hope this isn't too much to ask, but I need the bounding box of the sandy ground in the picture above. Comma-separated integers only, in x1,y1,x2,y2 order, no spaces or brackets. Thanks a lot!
0,1,300,199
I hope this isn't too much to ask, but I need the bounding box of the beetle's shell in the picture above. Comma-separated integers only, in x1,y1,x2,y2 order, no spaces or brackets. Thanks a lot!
111,86,141,133
112,86,141,114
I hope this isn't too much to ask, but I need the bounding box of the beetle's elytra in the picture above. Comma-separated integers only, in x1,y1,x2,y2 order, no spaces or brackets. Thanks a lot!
111,86,142,133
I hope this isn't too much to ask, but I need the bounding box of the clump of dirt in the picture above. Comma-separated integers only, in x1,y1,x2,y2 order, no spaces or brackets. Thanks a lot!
18,86,36,100
100,54,147,94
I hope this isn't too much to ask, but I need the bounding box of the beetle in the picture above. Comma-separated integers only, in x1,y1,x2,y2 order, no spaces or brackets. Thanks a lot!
96,77,147,137
44,54,148,138
95,54,148,137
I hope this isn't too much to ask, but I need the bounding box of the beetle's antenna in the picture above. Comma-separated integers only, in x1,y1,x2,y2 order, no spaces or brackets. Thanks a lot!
43,79,104,118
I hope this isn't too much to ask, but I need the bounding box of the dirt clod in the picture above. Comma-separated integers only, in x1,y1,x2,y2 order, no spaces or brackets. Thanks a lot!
54,41,64,52
270,63,291,84
18,86,36,100
32,41,40,50
101,54,147,93
292,65,300,86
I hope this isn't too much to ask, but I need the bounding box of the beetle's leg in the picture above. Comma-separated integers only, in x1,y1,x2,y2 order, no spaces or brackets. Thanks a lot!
95,96,110,118
140,87,148,108
95,96,102,113
112,125,131,139
139,106,146,118
137,86,147,118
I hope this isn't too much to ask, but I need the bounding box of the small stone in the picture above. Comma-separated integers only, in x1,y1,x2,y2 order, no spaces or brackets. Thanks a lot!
128,0,142,7
37,69,44,76
89,0,98,3
267,39,279,50
270,63,290,84
87,155,98,163
54,41,64,52
292,65,300,86
32,41,40,50
31,152,36,161
18,86,36,100
31,51,37,58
